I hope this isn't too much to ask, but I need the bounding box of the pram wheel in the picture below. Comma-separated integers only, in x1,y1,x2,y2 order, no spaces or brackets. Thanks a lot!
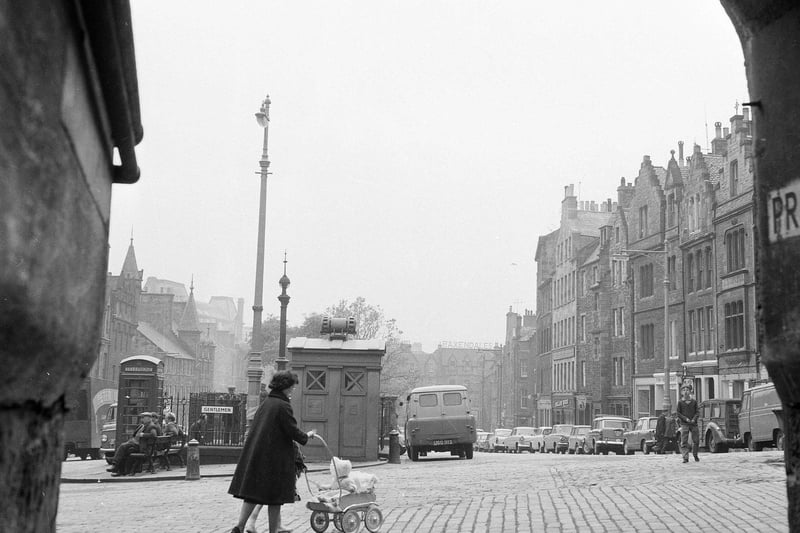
364,505,384,532
333,514,344,531
341,509,361,533
310,510,330,533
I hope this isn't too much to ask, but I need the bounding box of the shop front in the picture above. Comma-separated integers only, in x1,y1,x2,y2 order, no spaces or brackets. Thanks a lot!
552,396,574,424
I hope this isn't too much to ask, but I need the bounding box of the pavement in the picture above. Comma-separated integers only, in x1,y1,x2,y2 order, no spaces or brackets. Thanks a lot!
57,449,789,532
60,455,386,483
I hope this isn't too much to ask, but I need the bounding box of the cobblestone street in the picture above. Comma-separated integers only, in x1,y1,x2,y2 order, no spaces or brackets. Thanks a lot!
57,449,788,532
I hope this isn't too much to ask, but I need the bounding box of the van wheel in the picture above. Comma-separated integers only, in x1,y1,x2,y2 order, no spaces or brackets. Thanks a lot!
583,441,592,455
465,446,474,459
776,430,785,451
409,446,419,461
708,432,719,453
747,434,762,452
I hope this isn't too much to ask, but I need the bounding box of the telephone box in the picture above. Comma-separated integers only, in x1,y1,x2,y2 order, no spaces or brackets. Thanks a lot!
287,320,385,462
114,355,164,448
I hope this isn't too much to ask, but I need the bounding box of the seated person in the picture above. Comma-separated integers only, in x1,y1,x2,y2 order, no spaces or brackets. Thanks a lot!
163,412,183,440
106,411,160,476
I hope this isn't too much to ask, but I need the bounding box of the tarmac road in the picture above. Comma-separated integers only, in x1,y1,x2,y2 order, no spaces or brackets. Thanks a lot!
57,448,788,532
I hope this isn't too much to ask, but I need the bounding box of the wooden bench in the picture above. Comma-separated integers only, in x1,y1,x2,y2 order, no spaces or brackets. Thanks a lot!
154,434,186,470
127,434,157,475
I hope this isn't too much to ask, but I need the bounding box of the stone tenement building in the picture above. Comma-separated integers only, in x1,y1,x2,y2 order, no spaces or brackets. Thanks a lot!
532,109,765,424
91,240,249,399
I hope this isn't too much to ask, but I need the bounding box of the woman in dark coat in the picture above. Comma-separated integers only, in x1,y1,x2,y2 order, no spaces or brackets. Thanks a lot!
229,371,315,533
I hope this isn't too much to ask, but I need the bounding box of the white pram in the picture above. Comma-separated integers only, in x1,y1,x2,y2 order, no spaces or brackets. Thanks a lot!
305,436,383,533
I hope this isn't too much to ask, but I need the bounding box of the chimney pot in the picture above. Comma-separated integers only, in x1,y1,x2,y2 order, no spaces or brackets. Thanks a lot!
723,127,730,137
715,121,722,138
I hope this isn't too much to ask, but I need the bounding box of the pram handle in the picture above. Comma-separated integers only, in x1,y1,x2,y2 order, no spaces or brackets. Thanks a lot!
306,433,345,501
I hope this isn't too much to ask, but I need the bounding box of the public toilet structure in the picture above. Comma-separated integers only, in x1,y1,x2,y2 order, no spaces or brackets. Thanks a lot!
287,317,385,461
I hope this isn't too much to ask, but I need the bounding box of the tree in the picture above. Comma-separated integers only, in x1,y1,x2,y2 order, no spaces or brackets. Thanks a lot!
324,297,420,396
259,298,420,395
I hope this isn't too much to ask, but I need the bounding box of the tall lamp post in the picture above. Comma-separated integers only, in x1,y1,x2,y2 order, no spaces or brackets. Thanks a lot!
616,239,671,414
247,95,271,419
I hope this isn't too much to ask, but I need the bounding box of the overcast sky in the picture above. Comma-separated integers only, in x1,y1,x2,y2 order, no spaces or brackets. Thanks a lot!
110,2,748,351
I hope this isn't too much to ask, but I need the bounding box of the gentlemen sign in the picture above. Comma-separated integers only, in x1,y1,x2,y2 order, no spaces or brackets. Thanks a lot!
768,180,800,242
201,406,233,414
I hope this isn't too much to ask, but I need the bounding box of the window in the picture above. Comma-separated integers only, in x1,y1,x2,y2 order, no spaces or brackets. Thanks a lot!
730,160,739,196
419,394,438,407
594,337,600,358
725,300,745,350
687,254,694,292
706,306,714,352
688,197,695,231
639,263,654,297
344,370,366,394
613,357,625,386
520,389,528,409
305,369,327,391
726,228,746,272
670,319,679,359
639,205,648,237
615,226,620,243
640,324,655,358
667,194,676,227
594,293,599,311
698,309,706,353
579,315,586,343
613,307,625,337
688,310,696,353
581,361,586,388
577,271,584,296
705,247,713,289
692,194,702,231
667,255,676,287
443,392,462,406
696,250,704,290
520,358,528,378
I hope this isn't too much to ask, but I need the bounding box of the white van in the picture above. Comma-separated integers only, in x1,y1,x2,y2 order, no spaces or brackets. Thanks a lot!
403,385,477,461
739,383,783,451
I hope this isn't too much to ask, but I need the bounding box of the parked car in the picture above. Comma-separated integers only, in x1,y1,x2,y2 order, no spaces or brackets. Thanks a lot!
566,425,591,454
488,428,512,452
586,416,632,455
530,426,552,452
622,416,659,455
695,398,745,453
503,426,538,453
475,431,491,452
739,383,783,451
542,424,574,453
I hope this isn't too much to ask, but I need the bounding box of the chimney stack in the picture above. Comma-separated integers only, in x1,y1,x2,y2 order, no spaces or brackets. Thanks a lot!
678,141,685,166
715,121,722,139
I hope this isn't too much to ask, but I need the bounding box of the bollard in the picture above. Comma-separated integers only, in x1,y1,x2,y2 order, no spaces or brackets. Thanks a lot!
185,439,201,480
388,430,401,464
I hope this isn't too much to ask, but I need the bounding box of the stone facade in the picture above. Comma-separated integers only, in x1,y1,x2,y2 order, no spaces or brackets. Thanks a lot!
531,112,763,423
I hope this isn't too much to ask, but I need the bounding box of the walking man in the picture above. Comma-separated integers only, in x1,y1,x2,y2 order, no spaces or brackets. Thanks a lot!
676,385,700,463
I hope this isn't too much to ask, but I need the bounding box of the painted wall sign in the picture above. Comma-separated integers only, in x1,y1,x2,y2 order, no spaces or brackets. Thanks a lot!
768,180,800,242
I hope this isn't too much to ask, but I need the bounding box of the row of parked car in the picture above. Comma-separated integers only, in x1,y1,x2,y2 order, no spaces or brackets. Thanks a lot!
474,383,784,456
